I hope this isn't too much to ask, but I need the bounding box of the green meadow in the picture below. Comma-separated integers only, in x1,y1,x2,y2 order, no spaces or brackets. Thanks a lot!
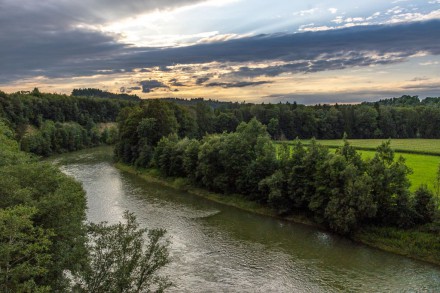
357,150,440,192
278,139,440,193
298,139,440,156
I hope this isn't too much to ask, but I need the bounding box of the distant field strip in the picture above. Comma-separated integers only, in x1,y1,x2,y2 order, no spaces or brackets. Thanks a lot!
293,139,440,156
275,139,440,192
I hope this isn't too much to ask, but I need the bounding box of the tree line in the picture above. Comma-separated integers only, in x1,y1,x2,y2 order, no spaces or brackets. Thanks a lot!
158,95,440,140
115,101,439,235
3,90,440,159
0,89,131,156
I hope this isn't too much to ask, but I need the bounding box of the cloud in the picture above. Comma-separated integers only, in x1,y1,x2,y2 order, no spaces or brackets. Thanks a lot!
410,77,430,82
169,78,186,87
402,82,440,90
293,8,318,17
419,61,439,66
205,81,272,88
195,77,211,85
196,33,252,44
262,86,440,105
328,8,338,14
1,19,440,83
139,80,169,93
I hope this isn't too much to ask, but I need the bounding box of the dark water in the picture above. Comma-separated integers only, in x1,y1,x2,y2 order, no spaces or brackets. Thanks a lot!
51,147,440,292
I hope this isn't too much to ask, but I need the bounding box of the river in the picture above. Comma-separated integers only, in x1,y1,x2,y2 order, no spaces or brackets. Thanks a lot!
51,147,440,292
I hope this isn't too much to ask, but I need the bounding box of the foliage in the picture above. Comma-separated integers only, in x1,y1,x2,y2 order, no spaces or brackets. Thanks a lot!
0,205,52,293
115,99,440,235
71,88,141,101
413,185,437,224
73,211,171,293
0,122,87,290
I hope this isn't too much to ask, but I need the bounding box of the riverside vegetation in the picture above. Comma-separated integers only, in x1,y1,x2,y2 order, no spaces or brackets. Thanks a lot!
0,90,170,292
2,89,440,290
114,99,440,264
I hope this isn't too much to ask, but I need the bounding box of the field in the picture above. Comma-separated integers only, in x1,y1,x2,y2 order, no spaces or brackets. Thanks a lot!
357,150,440,192
278,139,440,193
297,139,440,156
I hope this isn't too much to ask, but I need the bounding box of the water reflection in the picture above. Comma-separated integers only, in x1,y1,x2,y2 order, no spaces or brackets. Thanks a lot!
52,147,440,292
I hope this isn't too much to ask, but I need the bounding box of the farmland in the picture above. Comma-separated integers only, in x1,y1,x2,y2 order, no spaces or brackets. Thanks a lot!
297,139,440,156
279,139,440,193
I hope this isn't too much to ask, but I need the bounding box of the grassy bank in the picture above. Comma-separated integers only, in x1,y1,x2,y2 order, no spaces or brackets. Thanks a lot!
115,162,440,266
354,226,440,266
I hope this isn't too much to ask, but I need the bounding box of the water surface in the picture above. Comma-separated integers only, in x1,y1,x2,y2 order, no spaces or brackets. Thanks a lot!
52,147,440,292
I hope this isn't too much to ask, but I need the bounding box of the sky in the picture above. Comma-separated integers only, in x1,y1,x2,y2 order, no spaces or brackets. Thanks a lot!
0,0,439,104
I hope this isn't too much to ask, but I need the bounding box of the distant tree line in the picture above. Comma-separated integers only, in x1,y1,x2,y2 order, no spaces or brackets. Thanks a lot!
0,89,130,156
3,90,440,158
158,95,440,140
72,88,141,101
115,101,439,235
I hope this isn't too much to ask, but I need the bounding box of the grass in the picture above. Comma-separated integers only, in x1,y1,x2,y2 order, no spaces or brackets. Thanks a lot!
277,139,440,193
357,150,440,193
297,139,440,156
354,226,440,266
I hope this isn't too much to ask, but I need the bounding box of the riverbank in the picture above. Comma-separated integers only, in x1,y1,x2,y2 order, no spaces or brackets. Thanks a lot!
115,162,440,267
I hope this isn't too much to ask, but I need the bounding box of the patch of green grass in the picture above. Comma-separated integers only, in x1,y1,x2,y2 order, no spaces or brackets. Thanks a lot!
296,139,440,156
357,150,440,193
276,140,440,193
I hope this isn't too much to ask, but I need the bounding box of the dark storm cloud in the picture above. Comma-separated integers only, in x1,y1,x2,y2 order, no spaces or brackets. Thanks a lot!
1,10,440,83
205,81,272,88
0,0,206,28
139,80,169,93
0,0,205,83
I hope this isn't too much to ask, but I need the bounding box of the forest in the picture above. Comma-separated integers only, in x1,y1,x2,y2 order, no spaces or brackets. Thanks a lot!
0,89,135,156
114,98,438,234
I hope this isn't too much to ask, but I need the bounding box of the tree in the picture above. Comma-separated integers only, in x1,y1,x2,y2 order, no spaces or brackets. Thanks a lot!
367,141,414,227
267,118,280,140
73,211,171,293
0,205,52,293
413,185,437,224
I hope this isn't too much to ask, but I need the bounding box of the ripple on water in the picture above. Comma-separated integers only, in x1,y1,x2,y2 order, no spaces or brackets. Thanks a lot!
54,148,440,292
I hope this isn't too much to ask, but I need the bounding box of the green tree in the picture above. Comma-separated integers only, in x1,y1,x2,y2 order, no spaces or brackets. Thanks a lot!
267,117,280,140
0,205,52,293
74,211,171,293
413,185,437,224
367,141,414,227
